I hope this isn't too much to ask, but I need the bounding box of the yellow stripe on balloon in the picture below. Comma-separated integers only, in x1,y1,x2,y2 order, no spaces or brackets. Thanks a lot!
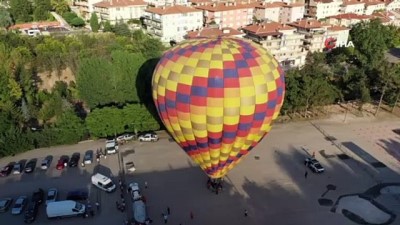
179,74,193,85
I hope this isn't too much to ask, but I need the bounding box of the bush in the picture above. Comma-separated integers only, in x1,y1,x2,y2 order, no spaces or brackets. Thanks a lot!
63,12,78,24
71,17,85,27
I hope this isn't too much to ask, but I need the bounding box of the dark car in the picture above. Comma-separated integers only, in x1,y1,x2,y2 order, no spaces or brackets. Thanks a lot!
0,198,12,212
32,189,44,205
24,202,38,224
66,190,88,201
24,160,37,173
0,164,13,177
305,157,325,173
68,153,80,167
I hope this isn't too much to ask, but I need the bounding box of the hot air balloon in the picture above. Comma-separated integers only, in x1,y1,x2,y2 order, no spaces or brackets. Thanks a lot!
152,38,285,181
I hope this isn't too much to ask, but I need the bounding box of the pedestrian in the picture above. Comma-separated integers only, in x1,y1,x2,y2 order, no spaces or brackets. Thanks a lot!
116,201,120,209
145,181,148,189
95,202,100,211
244,209,248,217
312,151,315,158
90,210,94,217
120,193,124,199
167,207,170,215
190,211,194,220
119,179,122,186
305,171,308,179
163,214,168,223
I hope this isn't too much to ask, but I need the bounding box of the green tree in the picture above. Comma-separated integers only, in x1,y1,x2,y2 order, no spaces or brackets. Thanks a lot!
52,109,86,144
113,20,130,37
51,0,70,15
89,12,100,32
70,17,85,27
62,11,77,24
375,62,400,115
33,0,52,21
9,0,33,22
0,7,13,29
86,107,125,137
103,20,112,32
35,38,66,77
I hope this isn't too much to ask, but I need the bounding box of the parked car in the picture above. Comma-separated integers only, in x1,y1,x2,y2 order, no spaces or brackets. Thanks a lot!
0,164,13,177
32,189,44,205
128,182,141,201
68,153,80,167
105,139,118,154
46,188,58,205
46,200,86,219
66,190,88,201
0,198,12,213
83,151,93,165
138,133,159,142
56,158,68,170
12,163,22,174
91,173,116,193
24,202,39,223
117,133,135,142
40,159,50,170
24,160,37,173
305,157,325,173
11,196,27,215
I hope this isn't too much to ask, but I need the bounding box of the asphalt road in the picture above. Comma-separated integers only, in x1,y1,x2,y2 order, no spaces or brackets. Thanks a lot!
0,117,400,225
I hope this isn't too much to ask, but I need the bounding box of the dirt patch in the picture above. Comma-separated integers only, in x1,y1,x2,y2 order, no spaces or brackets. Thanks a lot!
37,67,75,91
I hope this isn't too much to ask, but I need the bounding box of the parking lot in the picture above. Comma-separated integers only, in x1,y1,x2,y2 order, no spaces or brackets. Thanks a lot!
1,116,400,225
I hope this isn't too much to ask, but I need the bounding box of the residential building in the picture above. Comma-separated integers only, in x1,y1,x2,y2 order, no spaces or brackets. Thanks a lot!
185,26,244,38
242,21,307,69
255,2,305,23
325,25,350,48
372,11,400,25
9,21,66,36
306,0,342,19
145,0,189,7
144,5,203,42
327,13,372,26
74,0,104,19
341,0,365,14
386,0,400,11
93,0,147,24
364,0,386,15
289,19,328,52
188,0,213,6
194,2,256,29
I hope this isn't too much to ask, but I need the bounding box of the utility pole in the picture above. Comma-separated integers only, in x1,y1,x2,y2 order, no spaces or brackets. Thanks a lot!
392,90,400,113
375,79,389,117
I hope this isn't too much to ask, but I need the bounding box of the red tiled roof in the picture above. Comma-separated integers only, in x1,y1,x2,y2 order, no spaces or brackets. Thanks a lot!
327,25,350,31
94,0,147,8
186,27,243,38
289,19,323,29
342,0,365,5
314,0,334,3
9,21,61,30
195,2,257,12
363,0,386,5
242,21,295,36
329,13,372,20
188,0,213,4
145,5,202,15
255,2,285,9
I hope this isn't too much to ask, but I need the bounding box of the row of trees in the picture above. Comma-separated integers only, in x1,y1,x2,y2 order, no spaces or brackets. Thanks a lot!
282,19,400,115
0,29,165,156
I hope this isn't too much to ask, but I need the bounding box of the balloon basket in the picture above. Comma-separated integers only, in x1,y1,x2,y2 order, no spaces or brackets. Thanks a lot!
207,178,223,195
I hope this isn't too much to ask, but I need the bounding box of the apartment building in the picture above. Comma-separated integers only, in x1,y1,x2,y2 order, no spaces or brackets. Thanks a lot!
364,0,386,15
93,0,147,24
74,0,104,19
341,0,365,14
145,0,189,7
242,21,307,69
144,5,203,42
194,2,255,29
386,0,400,11
185,27,244,38
306,0,342,19
325,25,350,48
327,13,372,26
289,19,328,52
255,2,305,23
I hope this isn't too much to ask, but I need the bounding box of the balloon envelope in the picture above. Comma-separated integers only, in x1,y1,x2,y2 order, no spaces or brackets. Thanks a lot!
152,38,285,178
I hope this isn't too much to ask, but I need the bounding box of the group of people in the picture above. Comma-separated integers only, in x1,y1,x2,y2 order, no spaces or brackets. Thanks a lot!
116,178,127,212
207,178,223,194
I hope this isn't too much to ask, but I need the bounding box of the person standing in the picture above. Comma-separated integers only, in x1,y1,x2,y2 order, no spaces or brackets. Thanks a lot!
167,207,170,215
190,211,194,220
244,209,248,217
145,181,148,189
163,214,168,223
304,171,308,179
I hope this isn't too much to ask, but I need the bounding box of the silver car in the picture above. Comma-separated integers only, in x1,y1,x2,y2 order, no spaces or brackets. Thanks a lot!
0,198,12,213
11,196,27,215
12,163,22,174
40,159,50,170
45,188,58,205
83,151,93,165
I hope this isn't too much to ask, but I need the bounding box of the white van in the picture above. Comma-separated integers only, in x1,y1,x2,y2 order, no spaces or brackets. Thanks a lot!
46,200,85,219
91,173,116,192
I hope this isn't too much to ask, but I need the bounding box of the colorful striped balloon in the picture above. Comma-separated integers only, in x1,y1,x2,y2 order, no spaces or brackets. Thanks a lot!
152,38,285,179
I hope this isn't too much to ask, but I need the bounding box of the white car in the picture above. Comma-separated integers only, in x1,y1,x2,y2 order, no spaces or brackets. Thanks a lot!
138,134,158,142
105,139,119,154
117,134,135,142
128,182,141,201
40,159,50,170
83,151,93,165
46,188,58,205
11,196,27,215
12,163,22,174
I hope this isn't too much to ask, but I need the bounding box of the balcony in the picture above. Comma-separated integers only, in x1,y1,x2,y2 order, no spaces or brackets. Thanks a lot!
74,1,88,7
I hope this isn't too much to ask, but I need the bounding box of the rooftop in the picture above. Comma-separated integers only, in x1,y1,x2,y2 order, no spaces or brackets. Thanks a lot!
329,13,372,20
186,27,243,38
93,0,147,8
327,25,350,31
342,0,365,5
9,21,61,30
145,5,202,15
194,2,257,12
289,19,324,29
242,21,295,37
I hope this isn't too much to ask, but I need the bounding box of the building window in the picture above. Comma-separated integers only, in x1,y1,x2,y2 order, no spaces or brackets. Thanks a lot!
116,7,120,11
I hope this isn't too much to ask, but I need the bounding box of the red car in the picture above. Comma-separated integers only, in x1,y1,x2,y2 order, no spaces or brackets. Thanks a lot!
56,159,68,170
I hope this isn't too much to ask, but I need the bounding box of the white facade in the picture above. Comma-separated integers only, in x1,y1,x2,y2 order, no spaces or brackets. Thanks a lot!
255,2,305,23
314,0,342,19
255,4,281,22
341,2,365,14
74,0,104,19
326,27,350,47
144,6,203,42
386,0,400,11
94,1,147,24
145,0,189,6
364,2,386,15
287,5,305,22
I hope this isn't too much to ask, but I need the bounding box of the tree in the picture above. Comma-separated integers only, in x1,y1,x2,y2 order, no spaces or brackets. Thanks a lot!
85,107,125,137
70,17,85,27
63,12,77,24
89,12,100,32
33,0,52,21
375,62,400,115
52,109,86,144
0,7,13,29
103,20,112,32
51,0,70,15
9,0,33,22
113,20,130,37
35,38,66,77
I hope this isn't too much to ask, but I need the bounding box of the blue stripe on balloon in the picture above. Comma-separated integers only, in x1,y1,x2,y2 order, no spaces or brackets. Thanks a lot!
176,93,190,103
209,137,221,145
277,87,284,97
243,52,253,59
238,123,251,131
224,69,238,78
254,112,266,121
236,60,248,68
191,86,208,97
158,103,166,112
198,142,208,148
223,131,236,139
267,100,276,109
208,78,224,88
166,99,176,108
